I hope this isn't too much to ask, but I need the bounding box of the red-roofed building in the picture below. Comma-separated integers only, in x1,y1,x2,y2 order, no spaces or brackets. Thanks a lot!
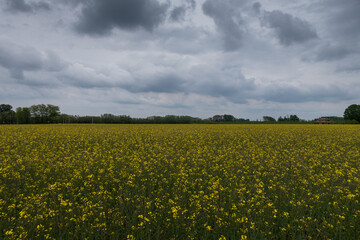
314,117,332,124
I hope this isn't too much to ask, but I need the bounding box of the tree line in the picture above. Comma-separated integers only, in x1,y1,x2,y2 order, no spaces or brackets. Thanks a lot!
0,104,205,124
1,103,359,124
1,104,60,124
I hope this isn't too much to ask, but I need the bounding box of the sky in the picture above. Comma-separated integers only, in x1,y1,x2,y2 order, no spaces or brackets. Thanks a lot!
0,0,359,120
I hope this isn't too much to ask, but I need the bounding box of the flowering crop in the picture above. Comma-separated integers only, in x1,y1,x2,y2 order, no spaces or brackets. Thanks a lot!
0,124,360,239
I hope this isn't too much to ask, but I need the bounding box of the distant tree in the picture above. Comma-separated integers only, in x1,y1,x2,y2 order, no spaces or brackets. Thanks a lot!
236,118,250,122
0,104,15,124
277,115,300,122
46,104,60,122
212,115,224,122
29,104,41,123
0,111,15,124
29,104,60,123
16,107,31,124
263,116,276,122
289,115,300,122
0,104,12,113
223,114,235,122
344,104,360,123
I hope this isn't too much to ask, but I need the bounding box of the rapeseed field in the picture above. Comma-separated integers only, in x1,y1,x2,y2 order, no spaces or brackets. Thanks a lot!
0,124,359,239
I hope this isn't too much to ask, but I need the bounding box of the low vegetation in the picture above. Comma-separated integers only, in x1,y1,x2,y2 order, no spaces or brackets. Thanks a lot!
1,124,360,239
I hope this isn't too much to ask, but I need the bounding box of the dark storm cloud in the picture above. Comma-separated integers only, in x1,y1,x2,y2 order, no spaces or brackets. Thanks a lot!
202,0,246,51
263,10,318,46
4,0,50,13
0,42,66,80
75,0,169,35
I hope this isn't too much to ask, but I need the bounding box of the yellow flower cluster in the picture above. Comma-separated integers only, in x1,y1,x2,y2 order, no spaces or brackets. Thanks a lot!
0,124,359,239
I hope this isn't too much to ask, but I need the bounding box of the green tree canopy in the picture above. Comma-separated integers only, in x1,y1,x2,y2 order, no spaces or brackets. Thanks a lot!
223,114,235,122
0,104,12,113
0,104,15,124
29,104,60,123
344,104,360,123
16,107,31,124
278,115,300,122
263,116,276,122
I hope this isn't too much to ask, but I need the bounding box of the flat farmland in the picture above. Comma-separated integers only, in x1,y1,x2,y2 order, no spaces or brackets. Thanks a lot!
0,124,359,239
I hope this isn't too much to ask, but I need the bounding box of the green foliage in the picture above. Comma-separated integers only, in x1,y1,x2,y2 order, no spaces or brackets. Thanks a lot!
211,115,237,122
344,104,360,123
223,114,235,122
29,104,60,123
263,116,276,122
0,104,15,124
16,107,31,124
278,115,300,122
0,104,12,113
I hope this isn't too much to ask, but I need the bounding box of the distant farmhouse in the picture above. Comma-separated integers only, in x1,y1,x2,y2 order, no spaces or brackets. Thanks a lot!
314,117,332,124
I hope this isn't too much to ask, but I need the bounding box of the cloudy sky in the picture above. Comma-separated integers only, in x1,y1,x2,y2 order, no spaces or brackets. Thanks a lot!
1,0,359,120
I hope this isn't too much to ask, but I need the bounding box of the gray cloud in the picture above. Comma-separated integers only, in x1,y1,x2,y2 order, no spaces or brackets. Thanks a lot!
0,44,42,79
262,84,353,103
0,42,66,79
4,0,50,13
55,56,256,105
125,74,185,93
324,0,360,41
293,0,360,64
263,10,318,46
188,0,196,10
170,0,196,22
57,0,86,6
301,43,354,62
183,63,257,103
336,65,360,73
58,63,118,89
202,0,246,51
75,0,169,35
170,6,187,22
315,45,352,62
198,80,255,104
58,63,186,94
252,2,261,15
1,0,360,120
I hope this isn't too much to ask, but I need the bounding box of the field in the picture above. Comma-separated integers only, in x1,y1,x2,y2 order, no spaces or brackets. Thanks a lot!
0,124,360,239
